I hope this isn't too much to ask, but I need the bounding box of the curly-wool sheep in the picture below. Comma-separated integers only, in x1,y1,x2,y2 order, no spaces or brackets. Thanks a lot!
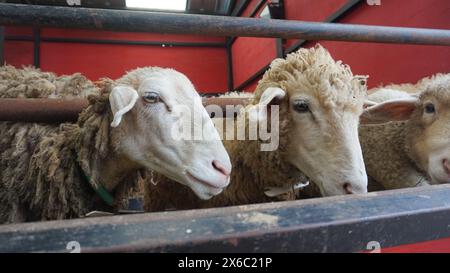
144,45,369,211
0,66,231,223
360,73,450,190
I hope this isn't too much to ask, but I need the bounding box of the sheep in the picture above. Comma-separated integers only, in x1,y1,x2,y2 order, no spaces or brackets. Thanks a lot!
144,45,369,212
0,65,97,98
359,73,450,190
0,66,231,223
0,65,116,208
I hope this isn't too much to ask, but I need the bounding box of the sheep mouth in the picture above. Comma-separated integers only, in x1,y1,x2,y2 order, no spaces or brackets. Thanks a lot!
429,173,450,184
186,172,224,190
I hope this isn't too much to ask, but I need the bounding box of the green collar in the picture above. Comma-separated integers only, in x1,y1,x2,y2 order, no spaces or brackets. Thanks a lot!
74,152,114,206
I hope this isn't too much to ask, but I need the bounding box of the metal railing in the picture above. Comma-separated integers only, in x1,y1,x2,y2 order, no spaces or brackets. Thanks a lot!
0,3,449,46
1,3,450,253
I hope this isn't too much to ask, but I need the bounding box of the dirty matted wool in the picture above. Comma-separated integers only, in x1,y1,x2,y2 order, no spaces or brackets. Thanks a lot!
0,78,140,223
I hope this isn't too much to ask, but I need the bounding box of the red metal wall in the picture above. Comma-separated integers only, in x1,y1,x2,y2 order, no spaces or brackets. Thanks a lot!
3,1,450,93
3,27,228,93
284,0,349,49
318,0,450,89
380,237,450,253
3,27,34,67
231,0,277,90
234,0,450,91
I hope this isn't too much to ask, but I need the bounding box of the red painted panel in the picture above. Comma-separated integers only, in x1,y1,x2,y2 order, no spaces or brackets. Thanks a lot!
3,28,228,94
232,0,276,90
41,28,226,43
40,42,227,93
242,78,260,92
378,237,450,253
284,0,349,48
233,0,349,91
315,41,450,89
236,0,450,91
5,1,261,93
232,37,276,89
341,0,450,29
4,26,33,36
3,41,34,67
315,0,450,88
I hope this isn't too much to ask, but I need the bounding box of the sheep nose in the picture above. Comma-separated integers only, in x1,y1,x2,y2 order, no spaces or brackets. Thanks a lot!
343,183,354,194
443,159,450,175
212,160,231,177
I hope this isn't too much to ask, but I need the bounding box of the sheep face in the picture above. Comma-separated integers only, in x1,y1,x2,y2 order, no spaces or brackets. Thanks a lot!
253,45,369,196
109,68,231,200
363,77,450,185
409,94,450,184
283,83,367,196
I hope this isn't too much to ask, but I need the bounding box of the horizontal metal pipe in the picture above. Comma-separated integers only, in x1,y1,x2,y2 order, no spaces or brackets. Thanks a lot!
0,3,450,46
0,98,251,123
0,98,89,123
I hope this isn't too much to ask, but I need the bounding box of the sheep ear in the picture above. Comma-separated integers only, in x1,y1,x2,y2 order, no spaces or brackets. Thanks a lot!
360,97,418,124
248,87,286,122
109,86,139,127
363,100,377,108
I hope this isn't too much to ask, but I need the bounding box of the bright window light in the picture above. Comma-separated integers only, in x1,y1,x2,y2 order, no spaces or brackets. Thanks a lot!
259,6,271,19
126,0,187,11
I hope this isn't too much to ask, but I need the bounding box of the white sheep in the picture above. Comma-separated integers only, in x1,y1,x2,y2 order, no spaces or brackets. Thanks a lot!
0,66,231,223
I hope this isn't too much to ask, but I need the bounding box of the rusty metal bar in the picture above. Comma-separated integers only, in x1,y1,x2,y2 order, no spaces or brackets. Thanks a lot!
0,98,89,123
0,3,450,46
0,98,251,123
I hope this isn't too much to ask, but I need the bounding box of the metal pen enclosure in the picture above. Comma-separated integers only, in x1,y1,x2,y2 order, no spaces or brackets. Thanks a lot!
0,2,450,252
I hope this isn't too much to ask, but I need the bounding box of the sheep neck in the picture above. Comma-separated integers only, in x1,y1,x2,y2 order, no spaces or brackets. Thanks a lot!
226,139,306,202
214,112,308,205
402,119,428,176
73,155,114,206
73,138,141,193
73,147,139,206
72,98,142,205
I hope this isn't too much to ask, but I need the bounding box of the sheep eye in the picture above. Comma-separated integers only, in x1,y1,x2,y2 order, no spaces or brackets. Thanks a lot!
424,103,435,114
143,92,160,103
293,100,310,113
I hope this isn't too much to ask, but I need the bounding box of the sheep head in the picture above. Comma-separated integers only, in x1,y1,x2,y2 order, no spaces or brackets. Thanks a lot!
362,73,450,184
252,45,368,196
109,67,231,200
